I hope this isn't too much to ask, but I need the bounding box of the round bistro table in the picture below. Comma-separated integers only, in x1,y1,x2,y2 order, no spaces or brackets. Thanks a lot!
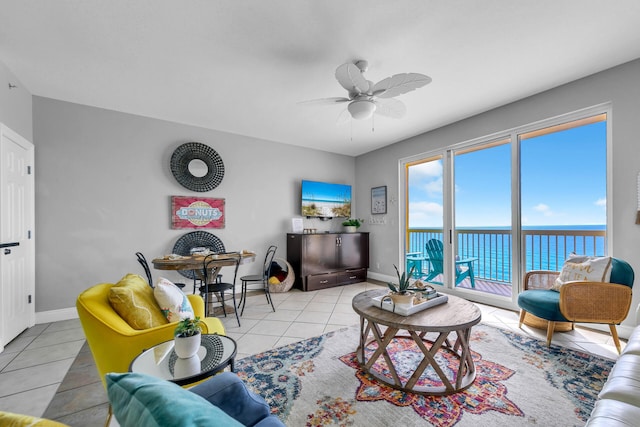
352,288,481,395
129,334,237,386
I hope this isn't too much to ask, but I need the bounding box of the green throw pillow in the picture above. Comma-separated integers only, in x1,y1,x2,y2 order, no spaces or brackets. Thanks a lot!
106,372,243,427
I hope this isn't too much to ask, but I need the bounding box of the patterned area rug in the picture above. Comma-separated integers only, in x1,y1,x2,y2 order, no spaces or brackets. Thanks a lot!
235,324,614,426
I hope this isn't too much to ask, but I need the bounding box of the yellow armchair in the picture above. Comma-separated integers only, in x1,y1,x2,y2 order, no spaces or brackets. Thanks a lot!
76,282,225,388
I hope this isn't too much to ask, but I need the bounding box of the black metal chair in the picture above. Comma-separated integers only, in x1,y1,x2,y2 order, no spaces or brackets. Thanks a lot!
135,252,185,289
172,231,225,293
201,253,241,326
239,245,277,315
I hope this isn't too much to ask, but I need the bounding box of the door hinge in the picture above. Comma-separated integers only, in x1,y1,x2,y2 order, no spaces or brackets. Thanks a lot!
27,165,31,175
28,230,31,239
28,295,32,304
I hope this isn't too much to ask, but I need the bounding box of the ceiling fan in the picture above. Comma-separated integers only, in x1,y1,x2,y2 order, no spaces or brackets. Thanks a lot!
301,60,432,122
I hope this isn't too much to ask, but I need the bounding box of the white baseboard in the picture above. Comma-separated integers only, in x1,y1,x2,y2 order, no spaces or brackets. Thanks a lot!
36,307,78,324
366,271,394,284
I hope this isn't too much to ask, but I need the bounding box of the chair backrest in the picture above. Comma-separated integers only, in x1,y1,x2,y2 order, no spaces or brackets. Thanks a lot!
135,252,153,287
203,253,241,285
173,231,226,280
263,245,278,279
425,239,444,272
610,257,635,288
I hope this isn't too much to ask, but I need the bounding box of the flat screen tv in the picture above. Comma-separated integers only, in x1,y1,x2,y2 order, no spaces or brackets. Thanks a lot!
301,180,351,218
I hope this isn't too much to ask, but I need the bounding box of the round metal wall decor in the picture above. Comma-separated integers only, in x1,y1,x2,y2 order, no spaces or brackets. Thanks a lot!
172,231,226,280
170,142,225,192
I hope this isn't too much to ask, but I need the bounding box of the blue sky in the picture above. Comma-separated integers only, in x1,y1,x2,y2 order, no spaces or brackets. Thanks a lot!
408,121,607,227
302,180,351,202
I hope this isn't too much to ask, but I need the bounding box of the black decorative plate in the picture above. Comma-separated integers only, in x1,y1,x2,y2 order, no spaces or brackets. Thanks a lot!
168,334,226,377
170,142,224,192
172,231,226,280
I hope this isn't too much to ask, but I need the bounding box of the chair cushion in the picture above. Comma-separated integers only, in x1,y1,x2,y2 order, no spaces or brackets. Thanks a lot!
106,372,243,427
154,277,195,322
0,411,69,427
552,254,612,291
517,289,569,322
108,274,168,330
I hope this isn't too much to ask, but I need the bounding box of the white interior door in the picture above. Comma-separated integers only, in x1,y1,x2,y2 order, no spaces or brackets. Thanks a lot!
0,124,35,351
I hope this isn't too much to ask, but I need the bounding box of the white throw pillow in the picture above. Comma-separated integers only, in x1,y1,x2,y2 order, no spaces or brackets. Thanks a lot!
153,277,195,322
552,254,612,291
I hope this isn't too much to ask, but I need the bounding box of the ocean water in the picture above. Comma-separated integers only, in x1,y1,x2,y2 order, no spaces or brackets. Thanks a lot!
408,225,606,283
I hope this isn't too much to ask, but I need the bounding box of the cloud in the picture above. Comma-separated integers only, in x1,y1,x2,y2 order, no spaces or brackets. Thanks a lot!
409,201,443,227
533,203,553,217
595,198,606,208
424,177,443,196
409,161,442,178
409,161,443,197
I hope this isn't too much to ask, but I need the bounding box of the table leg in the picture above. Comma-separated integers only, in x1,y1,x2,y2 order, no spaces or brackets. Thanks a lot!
358,323,477,395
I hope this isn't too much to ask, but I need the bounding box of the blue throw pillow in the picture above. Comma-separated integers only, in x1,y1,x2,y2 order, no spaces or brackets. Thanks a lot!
106,372,243,427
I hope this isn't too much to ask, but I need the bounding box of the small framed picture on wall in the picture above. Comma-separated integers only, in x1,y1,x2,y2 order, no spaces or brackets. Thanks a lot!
371,186,387,214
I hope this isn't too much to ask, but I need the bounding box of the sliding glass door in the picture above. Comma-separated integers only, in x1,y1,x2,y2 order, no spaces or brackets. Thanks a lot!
519,115,608,273
403,108,609,307
405,156,444,286
453,139,512,298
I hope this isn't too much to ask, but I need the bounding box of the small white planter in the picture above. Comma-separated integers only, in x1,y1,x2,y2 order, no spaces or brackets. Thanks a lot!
344,226,357,233
174,333,201,359
389,292,415,310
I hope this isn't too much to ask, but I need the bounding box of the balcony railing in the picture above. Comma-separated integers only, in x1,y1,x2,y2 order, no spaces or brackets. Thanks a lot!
407,228,606,284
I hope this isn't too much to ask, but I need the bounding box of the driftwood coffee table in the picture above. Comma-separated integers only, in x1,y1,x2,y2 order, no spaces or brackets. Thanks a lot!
352,288,481,395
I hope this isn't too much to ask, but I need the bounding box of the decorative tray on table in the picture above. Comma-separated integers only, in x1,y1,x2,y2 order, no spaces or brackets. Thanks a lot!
372,293,448,316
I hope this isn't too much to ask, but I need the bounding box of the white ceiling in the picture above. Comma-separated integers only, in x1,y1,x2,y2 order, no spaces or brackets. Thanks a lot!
2,1,640,156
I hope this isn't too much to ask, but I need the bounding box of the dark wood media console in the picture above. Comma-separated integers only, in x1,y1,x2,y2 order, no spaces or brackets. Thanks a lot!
286,232,369,291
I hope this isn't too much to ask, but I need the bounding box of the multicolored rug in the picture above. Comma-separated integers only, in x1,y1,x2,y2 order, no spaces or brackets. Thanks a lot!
235,324,614,426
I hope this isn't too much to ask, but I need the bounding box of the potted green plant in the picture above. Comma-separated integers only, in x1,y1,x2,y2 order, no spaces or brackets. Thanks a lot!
174,317,203,358
342,218,364,233
386,264,417,307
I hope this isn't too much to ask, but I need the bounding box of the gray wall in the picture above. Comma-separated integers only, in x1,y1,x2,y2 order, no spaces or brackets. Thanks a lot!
358,58,640,329
32,97,356,313
0,61,32,141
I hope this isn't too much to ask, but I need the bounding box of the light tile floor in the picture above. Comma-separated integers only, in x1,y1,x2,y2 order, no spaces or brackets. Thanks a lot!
0,281,625,424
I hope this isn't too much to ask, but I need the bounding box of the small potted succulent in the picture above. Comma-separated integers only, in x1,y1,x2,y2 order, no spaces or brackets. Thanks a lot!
174,317,203,359
385,264,417,307
341,218,364,233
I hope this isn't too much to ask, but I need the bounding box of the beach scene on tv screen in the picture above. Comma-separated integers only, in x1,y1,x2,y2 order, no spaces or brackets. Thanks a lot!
302,181,351,218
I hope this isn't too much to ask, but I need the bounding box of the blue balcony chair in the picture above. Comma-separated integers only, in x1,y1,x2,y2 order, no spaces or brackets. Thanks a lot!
423,239,477,287
406,252,427,277
517,257,634,353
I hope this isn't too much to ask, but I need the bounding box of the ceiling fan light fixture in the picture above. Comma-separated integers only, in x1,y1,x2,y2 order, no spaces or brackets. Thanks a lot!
348,100,376,120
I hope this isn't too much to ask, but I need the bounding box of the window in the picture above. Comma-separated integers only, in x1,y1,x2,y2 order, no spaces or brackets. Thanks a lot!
404,109,609,304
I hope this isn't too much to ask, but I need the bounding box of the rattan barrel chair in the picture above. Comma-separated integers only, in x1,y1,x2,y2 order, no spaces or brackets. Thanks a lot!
517,257,634,353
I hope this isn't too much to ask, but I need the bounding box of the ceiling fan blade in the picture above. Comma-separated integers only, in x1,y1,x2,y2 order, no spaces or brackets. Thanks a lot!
336,108,351,125
372,73,432,98
373,98,406,119
335,63,369,94
298,97,351,106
